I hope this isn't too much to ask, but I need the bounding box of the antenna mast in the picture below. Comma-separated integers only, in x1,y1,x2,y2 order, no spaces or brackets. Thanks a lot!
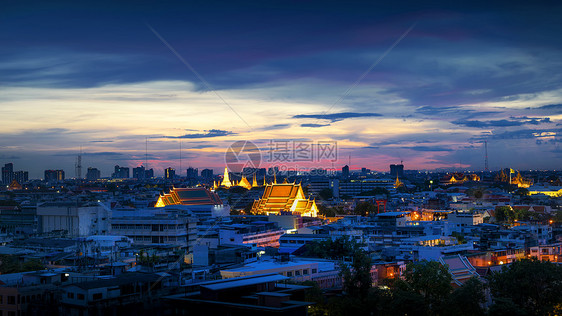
484,141,489,171
179,138,182,176
75,146,82,179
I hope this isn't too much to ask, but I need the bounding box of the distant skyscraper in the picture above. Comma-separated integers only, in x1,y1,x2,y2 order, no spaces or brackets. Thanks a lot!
112,165,129,178
86,167,101,181
133,165,146,179
165,167,175,179
2,163,14,185
186,167,198,179
45,169,65,182
342,165,350,178
145,168,154,178
201,168,214,179
361,167,371,174
13,171,28,183
390,164,404,178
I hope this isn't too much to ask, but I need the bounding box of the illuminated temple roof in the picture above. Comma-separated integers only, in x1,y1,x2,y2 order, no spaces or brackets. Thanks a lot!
251,182,318,217
440,173,480,185
238,176,252,190
155,187,222,207
220,167,232,188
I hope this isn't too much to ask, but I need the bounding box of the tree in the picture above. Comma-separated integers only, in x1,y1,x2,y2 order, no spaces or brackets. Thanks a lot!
451,231,467,244
22,259,45,272
390,260,453,314
442,277,486,316
495,206,514,223
317,204,336,217
302,236,359,260
487,259,562,316
301,280,329,316
354,201,376,216
554,210,562,224
229,186,248,194
341,248,372,299
0,256,44,274
318,188,333,200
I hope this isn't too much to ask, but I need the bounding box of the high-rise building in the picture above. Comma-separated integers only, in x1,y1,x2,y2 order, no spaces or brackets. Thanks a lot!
133,166,146,179
111,165,129,178
86,167,101,181
342,165,350,178
145,168,154,178
45,170,65,182
133,165,154,179
201,168,214,179
186,167,198,179
390,164,404,178
2,163,14,185
165,167,175,179
13,171,28,183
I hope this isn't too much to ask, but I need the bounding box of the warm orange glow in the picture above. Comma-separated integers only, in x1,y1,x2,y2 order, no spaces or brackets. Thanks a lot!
251,182,318,217
221,167,232,188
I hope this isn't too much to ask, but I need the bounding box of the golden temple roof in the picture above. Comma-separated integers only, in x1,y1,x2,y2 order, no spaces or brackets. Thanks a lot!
155,187,222,207
251,182,317,217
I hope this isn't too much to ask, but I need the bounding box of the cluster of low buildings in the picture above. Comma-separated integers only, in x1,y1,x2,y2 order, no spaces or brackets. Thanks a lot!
0,166,560,314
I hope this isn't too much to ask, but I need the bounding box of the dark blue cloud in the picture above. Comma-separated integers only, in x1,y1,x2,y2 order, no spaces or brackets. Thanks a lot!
54,152,124,157
472,128,562,141
452,117,551,128
529,104,562,113
406,146,453,152
300,123,331,128
163,129,234,139
257,124,291,131
293,112,382,123
190,144,217,149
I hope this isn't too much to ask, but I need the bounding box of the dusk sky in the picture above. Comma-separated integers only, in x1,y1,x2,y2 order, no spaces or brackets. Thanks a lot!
1,1,562,178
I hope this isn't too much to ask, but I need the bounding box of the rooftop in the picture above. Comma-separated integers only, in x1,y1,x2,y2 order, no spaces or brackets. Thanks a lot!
199,273,288,291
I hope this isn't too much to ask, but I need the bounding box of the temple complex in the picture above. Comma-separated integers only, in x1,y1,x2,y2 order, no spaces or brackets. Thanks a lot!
440,173,480,185
155,187,223,207
495,169,532,188
251,182,318,217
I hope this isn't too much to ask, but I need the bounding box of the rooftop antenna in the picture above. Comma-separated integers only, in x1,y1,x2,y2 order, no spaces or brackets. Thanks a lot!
179,138,182,175
484,140,489,171
145,137,148,168
75,146,82,179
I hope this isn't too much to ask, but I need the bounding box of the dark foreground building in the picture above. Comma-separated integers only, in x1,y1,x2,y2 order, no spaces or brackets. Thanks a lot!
164,273,313,316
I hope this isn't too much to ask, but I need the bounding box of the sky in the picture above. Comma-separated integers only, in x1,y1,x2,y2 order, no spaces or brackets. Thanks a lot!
1,0,562,178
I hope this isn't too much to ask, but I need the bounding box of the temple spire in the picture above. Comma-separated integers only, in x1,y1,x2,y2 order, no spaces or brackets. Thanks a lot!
221,167,232,188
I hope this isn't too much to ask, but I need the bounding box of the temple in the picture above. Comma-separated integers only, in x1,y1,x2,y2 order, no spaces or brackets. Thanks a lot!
237,176,252,190
440,173,480,185
495,169,532,188
251,182,318,217
155,187,223,207
220,167,232,188
214,167,263,190
394,176,403,188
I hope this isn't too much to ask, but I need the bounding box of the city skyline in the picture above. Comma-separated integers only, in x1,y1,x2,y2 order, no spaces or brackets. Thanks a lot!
2,1,562,178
